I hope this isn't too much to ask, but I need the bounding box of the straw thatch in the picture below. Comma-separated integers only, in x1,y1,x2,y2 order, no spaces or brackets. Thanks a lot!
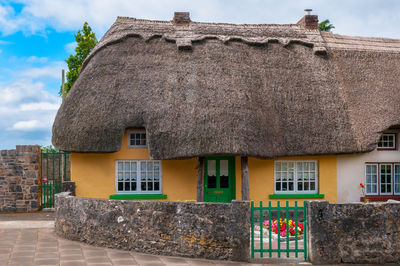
52,17,400,159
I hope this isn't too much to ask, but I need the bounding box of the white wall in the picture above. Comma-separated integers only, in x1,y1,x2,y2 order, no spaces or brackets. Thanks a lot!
337,132,400,203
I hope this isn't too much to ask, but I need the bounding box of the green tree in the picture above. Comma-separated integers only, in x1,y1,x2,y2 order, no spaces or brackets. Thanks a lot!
61,22,98,96
319,19,335,32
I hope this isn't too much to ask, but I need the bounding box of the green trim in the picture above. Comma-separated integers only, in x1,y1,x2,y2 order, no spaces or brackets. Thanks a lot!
269,194,325,199
109,194,167,199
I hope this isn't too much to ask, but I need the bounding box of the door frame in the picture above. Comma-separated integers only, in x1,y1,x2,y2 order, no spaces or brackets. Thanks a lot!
203,156,236,202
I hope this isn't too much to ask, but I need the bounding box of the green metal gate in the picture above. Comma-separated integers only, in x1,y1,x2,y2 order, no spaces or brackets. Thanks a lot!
40,150,70,208
251,201,307,260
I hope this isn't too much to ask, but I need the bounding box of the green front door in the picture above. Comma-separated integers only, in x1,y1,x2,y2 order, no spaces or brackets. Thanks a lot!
204,157,235,202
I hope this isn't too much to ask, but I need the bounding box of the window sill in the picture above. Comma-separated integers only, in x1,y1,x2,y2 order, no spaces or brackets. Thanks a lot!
269,194,325,199
361,195,400,202
109,194,167,200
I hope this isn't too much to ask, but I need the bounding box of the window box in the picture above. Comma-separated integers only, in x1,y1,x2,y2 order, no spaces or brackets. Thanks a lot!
110,194,167,200
269,194,324,199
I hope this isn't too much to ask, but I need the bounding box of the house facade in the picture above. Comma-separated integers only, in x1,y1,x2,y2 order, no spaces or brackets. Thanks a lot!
53,12,400,203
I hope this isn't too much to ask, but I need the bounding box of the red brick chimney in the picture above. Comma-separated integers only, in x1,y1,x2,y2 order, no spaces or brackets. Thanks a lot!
297,9,319,30
173,12,191,24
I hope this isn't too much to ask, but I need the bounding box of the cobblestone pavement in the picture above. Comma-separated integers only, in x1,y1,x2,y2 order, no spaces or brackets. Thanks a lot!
0,227,259,266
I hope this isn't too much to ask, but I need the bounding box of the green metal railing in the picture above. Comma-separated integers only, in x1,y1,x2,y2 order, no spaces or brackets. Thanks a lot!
251,200,307,260
40,151,70,208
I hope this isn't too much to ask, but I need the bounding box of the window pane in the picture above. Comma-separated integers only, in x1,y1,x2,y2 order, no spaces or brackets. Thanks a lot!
124,172,130,180
289,182,294,191
276,163,281,171
282,182,287,191
124,182,130,191
297,162,302,171
141,163,146,171
395,165,400,194
276,182,281,191
298,182,303,191
282,172,287,180
141,182,146,191
276,172,281,180
147,162,153,170
310,182,315,190
142,172,146,179
118,182,123,191
154,171,160,180
132,172,137,180
131,162,137,171
365,164,378,195
148,172,153,180
220,175,229,188
154,162,160,170
124,162,130,171
220,160,229,177
208,160,216,176
132,182,137,191
380,164,392,194
148,182,153,191
207,160,217,189
118,172,123,181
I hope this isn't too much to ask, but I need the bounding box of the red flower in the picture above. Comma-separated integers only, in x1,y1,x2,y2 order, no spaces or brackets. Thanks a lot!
360,183,365,188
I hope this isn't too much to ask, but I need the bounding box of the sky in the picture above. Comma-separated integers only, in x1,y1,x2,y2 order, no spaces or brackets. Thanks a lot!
0,0,399,150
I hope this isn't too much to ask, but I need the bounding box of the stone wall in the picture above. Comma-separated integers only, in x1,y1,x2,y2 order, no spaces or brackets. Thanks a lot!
0,145,40,212
307,200,400,264
55,193,250,261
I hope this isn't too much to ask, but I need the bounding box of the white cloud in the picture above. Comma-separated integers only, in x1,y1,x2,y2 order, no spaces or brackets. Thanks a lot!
11,120,41,131
65,41,76,53
20,102,60,111
26,56,48,63
18,61,65,79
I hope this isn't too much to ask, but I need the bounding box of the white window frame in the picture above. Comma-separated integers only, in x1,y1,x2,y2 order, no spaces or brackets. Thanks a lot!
365,164,378,195
115,160,162,195
274,160,318,194
377,133,396,150
379,164,393,195
127,129,147,148
395,164,400,195
365,163,400,196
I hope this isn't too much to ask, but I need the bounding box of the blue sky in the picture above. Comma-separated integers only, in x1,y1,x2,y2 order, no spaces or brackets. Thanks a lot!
0,0,399,150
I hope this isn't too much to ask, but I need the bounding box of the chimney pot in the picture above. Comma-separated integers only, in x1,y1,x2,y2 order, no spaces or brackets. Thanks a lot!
173,12,191,24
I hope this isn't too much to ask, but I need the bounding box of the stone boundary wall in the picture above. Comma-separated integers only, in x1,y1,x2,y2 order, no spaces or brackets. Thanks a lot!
0,145,40,212
307,200,400,264
55,193,250,261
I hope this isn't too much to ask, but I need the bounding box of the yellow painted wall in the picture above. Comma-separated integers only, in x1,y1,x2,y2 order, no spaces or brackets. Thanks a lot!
71,129,197,200
246,155,337,204
71,130,337,203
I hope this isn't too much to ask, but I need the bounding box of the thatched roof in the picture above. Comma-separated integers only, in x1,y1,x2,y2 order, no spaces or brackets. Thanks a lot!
52,15,400,159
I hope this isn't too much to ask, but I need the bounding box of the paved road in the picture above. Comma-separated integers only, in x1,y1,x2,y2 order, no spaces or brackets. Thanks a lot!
0,212,312,266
